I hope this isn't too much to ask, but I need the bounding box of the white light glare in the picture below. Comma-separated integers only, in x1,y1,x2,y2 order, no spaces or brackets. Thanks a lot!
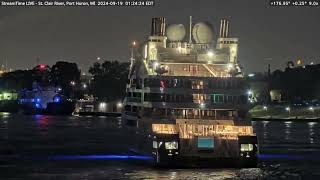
207,51,214,57
117,102,123,108
228,63,234,69
153,62,159,69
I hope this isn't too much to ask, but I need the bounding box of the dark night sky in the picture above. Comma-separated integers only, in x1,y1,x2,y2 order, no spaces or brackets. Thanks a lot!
0,0,319,73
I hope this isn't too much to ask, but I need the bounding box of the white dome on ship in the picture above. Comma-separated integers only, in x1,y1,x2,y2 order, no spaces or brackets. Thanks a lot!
166,24,186,42
192,22,214,44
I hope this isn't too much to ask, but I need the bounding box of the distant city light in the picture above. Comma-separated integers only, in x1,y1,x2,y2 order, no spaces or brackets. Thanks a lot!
207,51,214,57
248,73,255,77
117,102,123,108
99,102,107,112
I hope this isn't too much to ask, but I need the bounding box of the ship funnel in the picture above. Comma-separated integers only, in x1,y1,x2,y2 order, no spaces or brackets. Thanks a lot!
219,19,230,38
151,17,166,36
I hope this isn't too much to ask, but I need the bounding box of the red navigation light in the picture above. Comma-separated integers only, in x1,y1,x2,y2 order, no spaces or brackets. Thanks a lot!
39,64,46,69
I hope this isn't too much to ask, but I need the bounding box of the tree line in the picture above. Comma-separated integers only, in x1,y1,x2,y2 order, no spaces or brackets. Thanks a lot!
0,60,130,101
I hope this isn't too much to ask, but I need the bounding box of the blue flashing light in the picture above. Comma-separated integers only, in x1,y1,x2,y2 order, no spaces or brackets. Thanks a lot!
30,154,153,161
35,103,41,108
54,97,61,103
36,98,41,103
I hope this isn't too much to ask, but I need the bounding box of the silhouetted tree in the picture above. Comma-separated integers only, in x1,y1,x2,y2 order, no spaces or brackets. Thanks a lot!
0,70,34,90
50,61,81,97
89,60,129,101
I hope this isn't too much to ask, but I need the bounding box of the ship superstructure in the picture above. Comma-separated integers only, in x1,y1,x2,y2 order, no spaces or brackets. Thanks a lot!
123,17,258,167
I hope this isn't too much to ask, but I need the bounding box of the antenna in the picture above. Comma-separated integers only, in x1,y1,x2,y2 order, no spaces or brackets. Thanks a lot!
189,16,192,44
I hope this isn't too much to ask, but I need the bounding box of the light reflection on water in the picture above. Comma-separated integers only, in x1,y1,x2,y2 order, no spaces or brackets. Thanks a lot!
253,120,320,152
0,115,320,179
308,122,317,144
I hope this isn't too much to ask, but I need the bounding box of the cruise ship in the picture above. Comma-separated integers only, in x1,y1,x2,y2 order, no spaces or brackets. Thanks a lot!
122,17,258,167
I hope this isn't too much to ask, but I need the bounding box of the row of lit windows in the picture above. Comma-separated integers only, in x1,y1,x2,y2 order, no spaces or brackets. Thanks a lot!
143,78,245,89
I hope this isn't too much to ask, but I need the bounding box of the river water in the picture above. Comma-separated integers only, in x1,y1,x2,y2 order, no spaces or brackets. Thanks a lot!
0,113,320,179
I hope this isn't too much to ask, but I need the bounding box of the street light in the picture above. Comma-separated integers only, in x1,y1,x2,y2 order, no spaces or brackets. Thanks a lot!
117,102,123,108
286,107,291,117
309,106,314,111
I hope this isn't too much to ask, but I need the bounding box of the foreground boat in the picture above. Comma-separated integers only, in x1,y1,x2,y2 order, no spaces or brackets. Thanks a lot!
122,17,258,167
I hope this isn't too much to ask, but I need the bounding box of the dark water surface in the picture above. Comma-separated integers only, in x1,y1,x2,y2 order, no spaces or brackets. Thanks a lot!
0,113,320,179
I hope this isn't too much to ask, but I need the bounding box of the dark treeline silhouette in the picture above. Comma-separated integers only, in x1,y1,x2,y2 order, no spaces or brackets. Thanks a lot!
0,61,81,97
89,61,129,101
270,64,320,101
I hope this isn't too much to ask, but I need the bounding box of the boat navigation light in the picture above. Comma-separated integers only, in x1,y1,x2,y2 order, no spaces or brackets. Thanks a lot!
54,97,61,103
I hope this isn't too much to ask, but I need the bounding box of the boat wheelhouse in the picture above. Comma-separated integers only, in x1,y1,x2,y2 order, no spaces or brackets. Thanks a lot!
122,17,258,167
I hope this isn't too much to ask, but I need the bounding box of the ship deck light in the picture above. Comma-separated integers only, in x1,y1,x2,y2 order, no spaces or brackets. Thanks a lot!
207,51,214,57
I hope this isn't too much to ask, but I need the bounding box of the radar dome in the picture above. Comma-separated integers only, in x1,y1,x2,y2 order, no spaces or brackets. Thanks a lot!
166,24,186,42
192,22,214,43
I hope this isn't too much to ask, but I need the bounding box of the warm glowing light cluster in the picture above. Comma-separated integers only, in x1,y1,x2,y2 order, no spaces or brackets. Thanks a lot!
152,124,178,134
152,123,253,139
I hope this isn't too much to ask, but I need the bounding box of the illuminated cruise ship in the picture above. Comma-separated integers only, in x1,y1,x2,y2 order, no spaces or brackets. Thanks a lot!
122,17,258,167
